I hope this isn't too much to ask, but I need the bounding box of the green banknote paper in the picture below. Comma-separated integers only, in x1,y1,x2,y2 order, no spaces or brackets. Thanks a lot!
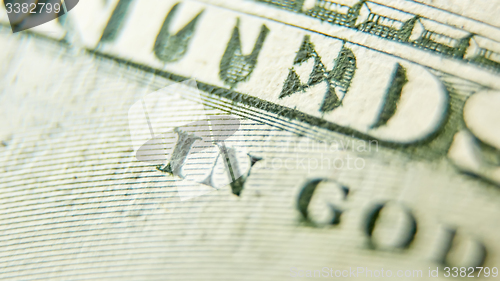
0,0,499,279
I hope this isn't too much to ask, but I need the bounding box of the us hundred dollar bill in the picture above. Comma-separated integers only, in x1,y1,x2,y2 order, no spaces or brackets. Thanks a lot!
0,0,499,280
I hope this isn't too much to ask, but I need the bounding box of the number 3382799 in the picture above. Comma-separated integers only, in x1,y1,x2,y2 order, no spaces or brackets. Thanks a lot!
444,267,498,277
5,2,61,14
